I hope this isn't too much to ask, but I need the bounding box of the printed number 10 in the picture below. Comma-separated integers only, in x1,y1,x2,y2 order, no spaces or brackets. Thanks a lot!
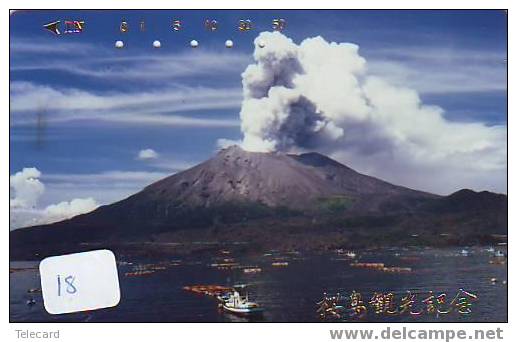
57,275,77,296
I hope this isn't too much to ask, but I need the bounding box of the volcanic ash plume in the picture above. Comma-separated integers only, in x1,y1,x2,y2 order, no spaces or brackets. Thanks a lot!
240,31,370,152
238,31,506,194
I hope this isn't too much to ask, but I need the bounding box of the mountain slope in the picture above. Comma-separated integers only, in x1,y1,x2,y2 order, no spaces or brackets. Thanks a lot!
136,145,436,209
10,146,507,259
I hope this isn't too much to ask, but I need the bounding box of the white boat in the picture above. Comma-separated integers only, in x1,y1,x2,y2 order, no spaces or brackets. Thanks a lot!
220,290,264,316
460,249,469,256
494,250,505,257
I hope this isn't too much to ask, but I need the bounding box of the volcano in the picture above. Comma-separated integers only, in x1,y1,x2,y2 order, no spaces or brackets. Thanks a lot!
10,146,507,259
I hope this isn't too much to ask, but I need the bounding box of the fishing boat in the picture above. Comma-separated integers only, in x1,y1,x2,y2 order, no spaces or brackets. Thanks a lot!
220,289,264,316
345,251,357,258
460,249,469,256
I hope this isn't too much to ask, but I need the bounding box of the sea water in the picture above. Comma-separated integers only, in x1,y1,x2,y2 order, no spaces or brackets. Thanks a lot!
10,246,507,322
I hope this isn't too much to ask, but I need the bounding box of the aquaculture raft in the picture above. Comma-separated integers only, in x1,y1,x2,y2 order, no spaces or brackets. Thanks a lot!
183,285,234,297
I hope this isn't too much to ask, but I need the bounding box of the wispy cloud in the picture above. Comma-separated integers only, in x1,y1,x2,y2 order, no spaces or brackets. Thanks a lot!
366,46,507,94
10,39,98,55
39,170,173,211
10,39,247,129
42,170,170,188
10,39,252,82
10,81,241,127
143,158,196,172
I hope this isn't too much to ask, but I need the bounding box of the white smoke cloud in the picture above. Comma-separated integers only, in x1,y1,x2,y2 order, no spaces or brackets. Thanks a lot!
42,198,99,224
216,138,242,150
10,167,99,229
137,148,159,160
238,32,506,194
10,167,45,209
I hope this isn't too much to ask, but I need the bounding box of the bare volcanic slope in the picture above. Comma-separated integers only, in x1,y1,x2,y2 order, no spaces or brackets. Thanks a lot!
10,146,507,258
138,145,436,209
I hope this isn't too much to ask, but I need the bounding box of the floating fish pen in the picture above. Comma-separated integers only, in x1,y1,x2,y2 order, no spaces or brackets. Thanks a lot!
398,256,421,262
125,270,155,277
350,262,411,273
209,255,240,269
489,259,506,265
124,262,173,277
209,262,240,270
152,266,167,270
272,256,288,261
117,261,134,266
350,262,385,269
272,261,289,267
243,267,262,274
151,259,182,267
381,266,412,273
332,258,352,262
9,267,37,273
183,285,234,297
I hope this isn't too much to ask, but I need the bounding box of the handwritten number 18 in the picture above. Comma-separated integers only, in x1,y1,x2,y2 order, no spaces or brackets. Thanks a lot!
57,275,77,296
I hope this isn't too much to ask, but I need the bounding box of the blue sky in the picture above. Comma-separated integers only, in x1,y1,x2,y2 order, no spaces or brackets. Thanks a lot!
9,10,507,227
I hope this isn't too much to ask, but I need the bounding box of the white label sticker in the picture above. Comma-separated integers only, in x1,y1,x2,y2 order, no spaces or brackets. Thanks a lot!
39,249,121,315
